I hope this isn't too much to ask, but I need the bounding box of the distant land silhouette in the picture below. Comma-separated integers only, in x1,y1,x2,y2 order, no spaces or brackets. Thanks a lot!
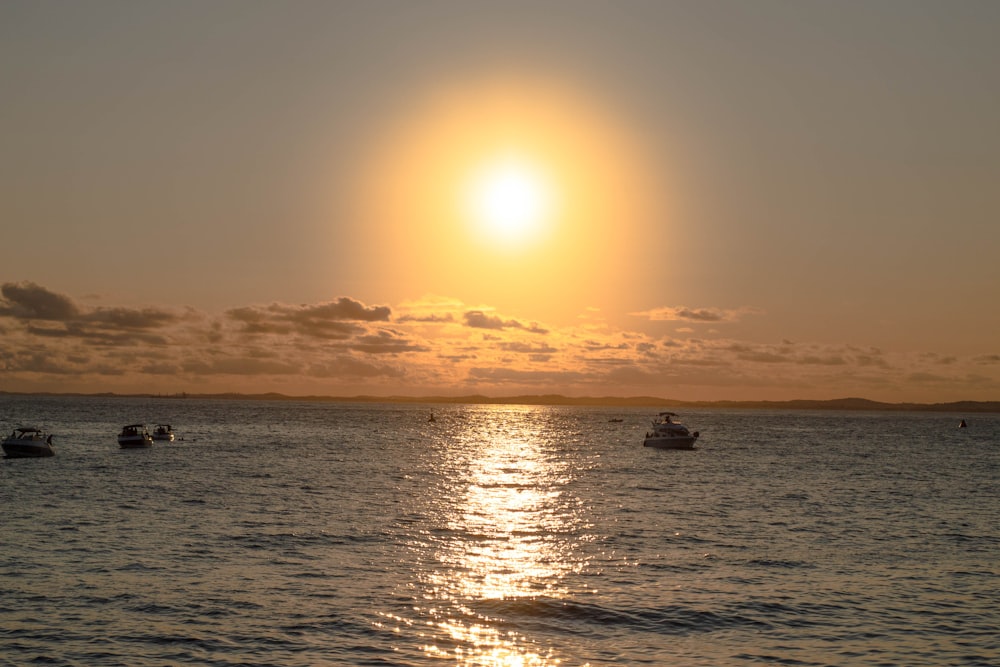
1,391,998,413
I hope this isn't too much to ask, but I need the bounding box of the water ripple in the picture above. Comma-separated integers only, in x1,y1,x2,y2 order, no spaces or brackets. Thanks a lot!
2,398,998,666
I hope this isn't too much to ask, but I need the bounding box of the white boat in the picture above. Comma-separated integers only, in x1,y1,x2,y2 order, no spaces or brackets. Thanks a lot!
118,424,153,448
2,427,55,458
643,412,700,450
151,424,174,442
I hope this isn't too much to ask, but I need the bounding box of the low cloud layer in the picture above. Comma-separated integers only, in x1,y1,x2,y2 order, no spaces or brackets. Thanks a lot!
1,281,997,402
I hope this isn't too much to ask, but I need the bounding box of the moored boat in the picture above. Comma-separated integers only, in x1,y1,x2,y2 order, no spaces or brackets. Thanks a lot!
643,412,700,450
151,424,174,442
118,424,153,448
2,427,55,458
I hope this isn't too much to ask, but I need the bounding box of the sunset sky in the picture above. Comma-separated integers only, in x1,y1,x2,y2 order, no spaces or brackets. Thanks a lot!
2,1,999,403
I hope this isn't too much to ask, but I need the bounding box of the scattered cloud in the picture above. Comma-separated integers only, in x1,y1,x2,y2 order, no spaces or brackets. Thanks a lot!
466,367,589,386
463,310,548,334
182,356,303,376
306,357,406,379
632,305,761,323
226,297,391,340
397,313,455,324
349,330,430,355
0,281,997,401
497,341,558,355
0,281,80,321
84,307,181,330
1,282,180,347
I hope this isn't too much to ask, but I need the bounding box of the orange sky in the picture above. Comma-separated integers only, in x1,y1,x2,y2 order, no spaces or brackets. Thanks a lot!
2,1,999,402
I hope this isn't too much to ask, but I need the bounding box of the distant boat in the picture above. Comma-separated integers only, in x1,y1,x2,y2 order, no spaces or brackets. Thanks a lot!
643,412,700,450
608,418,624,423
118,424,153,448
959,419,968,429
152,424,175,442
3,427,55,458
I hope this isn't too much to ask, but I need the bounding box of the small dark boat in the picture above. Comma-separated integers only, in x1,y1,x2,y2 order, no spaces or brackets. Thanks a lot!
643,412,700,450
152,424,175,441
118,424,153,448
2,427,55,458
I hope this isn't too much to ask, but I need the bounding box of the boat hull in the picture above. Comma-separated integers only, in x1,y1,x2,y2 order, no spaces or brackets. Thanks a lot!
2,441,55,458
152,434,174,442
643,435,698,450
118,436,153,448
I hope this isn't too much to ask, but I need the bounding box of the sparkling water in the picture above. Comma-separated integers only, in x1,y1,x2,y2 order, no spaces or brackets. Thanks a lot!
2,395,997,665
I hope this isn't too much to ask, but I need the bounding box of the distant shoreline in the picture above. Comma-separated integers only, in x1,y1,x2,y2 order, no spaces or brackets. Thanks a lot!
1,391,998,413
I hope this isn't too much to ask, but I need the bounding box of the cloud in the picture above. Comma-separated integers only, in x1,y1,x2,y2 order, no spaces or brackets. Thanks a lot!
2,347,127,376
799,355,848,366
631,305,759,323
736,350,792,363
27,323,170,347
350,330,430,354
467,367,588,385
226,297,391,339
306,356,406,379
497,341,558,355
853,351,890,369
141,361,183,375
464,310,548,334
582,339,630,351
2,281,998,402
226,307,296,335
0,282,184,347
0,281,80,320
397,313,455,323
300,297,391,322
181,356,302,376
464,310,513,330
84,307,181,330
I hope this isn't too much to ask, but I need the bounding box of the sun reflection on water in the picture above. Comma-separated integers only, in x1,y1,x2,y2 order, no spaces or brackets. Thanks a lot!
413,406,589,665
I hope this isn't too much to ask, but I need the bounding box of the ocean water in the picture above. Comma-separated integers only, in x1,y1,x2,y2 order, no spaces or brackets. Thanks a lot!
1,395,998,666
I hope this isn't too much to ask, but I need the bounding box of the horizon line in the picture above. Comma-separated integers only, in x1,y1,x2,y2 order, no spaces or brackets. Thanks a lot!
1,390,998,413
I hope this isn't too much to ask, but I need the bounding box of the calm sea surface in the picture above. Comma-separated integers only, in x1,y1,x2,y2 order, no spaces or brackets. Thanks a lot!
1,395,998,666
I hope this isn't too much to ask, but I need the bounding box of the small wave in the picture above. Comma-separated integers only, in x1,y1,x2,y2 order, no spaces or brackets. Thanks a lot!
744,558,816,569
731,651,827,666
114,562,164,572
124,602,185,616
470,596,771,636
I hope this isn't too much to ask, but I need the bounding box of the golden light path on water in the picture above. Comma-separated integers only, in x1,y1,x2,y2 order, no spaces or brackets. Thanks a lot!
389,406,594,665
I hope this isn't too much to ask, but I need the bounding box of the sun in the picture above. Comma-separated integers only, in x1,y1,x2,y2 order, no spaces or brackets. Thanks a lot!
462,153,557,246
354,75,656,318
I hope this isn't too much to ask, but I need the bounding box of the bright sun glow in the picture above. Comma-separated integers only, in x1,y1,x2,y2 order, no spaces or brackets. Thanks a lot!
463,154,556,246
356,76,655,318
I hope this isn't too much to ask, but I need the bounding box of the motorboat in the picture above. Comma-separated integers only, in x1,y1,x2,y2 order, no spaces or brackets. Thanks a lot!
151,424,174,442
118,424,153,448
2,427,55,458
643,412,700,450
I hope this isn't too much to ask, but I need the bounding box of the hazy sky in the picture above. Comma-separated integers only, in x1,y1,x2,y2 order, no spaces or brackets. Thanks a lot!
3,0,999,402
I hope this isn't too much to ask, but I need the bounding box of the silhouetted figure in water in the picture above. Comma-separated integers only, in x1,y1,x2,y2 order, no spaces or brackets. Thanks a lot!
428,411,436,423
